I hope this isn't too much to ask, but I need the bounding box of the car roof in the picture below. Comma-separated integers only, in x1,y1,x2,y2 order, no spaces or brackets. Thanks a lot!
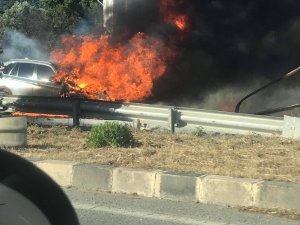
4,59,57,71
5,59,54,66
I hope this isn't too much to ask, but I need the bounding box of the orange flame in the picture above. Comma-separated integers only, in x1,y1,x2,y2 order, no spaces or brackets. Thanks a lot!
12,112,70,118
175,15,189,31
52,33,175,101
51,0,190,102
160,0,190,31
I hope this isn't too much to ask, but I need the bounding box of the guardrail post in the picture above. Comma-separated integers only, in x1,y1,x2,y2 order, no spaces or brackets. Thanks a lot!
282,115,300,138
72,101,81,127
168,108,177,133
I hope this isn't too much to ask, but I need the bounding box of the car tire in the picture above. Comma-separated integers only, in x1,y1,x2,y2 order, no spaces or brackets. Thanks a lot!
0,87,12,95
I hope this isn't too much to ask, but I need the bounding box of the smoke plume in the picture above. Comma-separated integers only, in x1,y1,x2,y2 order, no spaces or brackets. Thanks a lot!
116,0,300,113
1,30,49,61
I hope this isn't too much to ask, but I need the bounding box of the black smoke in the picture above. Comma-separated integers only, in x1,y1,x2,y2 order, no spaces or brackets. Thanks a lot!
110,0,300,113
108,0,160,43
157,1,300,110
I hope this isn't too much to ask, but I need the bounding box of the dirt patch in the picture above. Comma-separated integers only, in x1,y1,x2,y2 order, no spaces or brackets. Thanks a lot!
238,207,300,221
5,125,300,184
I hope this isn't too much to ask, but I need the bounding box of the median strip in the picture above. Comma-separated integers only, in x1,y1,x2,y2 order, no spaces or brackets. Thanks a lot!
31,159,300,212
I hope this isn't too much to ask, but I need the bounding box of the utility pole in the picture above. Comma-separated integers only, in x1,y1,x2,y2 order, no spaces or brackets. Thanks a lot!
99,0,129,33
103,0,114,33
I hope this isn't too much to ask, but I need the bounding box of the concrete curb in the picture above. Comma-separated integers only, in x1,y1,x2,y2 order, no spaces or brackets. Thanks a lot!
31,159,300,211
112,167,158,197
197,175,262,207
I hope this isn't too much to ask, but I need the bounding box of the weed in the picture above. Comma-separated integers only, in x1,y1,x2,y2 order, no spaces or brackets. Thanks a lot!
192,127,207,137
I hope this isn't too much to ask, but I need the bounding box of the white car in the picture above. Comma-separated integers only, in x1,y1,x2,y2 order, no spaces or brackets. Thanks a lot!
0,59,61,96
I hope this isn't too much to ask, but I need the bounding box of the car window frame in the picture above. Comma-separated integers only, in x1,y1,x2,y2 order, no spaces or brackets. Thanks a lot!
7,63,19,77
3,61,57,86
2,63,17,76
34,64,56,82
16,63,35,80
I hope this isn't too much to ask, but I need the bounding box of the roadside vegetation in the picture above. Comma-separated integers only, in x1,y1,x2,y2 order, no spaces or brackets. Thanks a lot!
5,125,300,185
3,124,300,220
86,122,135,148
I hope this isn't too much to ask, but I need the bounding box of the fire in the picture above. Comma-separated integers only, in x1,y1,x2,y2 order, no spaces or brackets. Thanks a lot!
52,33,174,101
12,112,70,118
160,0,190,31
51,0,190,102
79,83,88,89
175,15,189,31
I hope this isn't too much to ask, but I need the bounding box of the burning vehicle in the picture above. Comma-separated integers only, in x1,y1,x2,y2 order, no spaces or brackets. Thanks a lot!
50,0,190,102
0,59,60,96
0,0,190,102
0,58,107,98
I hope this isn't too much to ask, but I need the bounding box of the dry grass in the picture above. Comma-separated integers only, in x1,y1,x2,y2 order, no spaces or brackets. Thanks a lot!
5,125,300,184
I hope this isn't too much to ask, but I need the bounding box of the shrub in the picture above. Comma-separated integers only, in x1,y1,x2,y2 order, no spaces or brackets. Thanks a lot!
192,127,207,137
86,122,135,148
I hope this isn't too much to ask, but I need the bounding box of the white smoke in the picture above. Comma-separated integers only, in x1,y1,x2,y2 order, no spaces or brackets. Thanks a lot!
1,30,49,61
73,19,92,35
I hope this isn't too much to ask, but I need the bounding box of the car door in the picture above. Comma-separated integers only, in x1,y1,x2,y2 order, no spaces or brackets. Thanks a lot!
0,62,16,94
14,63,35,95
0,63,35,95
32,64,61,96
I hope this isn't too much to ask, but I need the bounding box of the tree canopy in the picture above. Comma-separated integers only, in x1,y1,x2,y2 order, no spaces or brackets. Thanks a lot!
0,0,103,48
1,1,48,36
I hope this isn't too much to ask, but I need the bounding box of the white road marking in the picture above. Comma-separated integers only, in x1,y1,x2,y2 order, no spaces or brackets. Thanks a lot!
73,202,227,225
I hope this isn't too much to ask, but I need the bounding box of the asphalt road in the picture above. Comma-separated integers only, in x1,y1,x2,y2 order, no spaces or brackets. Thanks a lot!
64,188,300,225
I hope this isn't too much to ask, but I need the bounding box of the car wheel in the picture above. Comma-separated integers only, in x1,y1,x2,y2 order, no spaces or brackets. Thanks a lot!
0,87,12,95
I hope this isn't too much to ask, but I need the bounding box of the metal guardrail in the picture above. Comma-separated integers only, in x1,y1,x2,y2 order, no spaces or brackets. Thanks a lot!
1,96,284,136
178,107,283,135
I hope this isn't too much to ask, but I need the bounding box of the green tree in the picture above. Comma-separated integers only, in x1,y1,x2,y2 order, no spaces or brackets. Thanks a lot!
40,0,103,34
0,0,15,14
0,0,104,46
40,0,84,33
80,0,104,34
0,1,52,44
0,0,41,14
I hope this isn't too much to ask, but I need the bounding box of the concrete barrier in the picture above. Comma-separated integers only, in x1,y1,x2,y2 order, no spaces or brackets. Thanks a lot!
0,116,27,147
197,175,261,207
34,160,80,187
112,167,158,197
73,164,113,191
282,115,300,138
155,172,200,202
255,181,300,210
27,159,300,211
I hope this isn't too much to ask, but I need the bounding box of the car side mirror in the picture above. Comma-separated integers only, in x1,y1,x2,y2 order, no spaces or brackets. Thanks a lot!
0,150,79,225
